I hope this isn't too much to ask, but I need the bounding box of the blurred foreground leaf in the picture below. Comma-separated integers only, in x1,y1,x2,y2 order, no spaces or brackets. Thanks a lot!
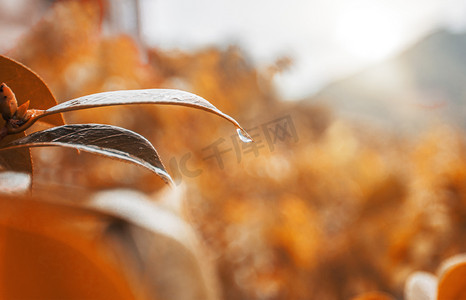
404,272,437,300
0,195,136,300
437,254,466,300
0,124,172,184
91,188,220,300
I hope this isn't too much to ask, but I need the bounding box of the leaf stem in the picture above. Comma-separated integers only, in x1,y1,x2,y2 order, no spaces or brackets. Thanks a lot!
5,109,45,134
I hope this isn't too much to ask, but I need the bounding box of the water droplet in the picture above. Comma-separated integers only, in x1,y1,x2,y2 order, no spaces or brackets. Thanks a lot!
237,128,253,143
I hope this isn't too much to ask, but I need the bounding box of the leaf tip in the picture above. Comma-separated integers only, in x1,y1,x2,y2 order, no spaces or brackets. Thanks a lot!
236,128,254,143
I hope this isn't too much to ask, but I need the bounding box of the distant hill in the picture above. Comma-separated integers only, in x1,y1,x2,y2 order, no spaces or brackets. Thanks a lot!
311,29,466,132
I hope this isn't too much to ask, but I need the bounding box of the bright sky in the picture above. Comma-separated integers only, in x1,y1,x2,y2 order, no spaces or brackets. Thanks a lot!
140,0,466,100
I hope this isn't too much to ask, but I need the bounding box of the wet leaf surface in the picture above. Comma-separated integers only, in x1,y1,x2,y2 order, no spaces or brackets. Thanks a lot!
0,124,172,184
41,89,252,141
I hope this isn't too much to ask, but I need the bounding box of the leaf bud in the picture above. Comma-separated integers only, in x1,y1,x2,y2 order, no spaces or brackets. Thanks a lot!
0,83,18,120
15,100,32,122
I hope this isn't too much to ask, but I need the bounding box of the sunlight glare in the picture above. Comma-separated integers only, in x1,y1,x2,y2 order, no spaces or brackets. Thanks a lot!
334,6,404,62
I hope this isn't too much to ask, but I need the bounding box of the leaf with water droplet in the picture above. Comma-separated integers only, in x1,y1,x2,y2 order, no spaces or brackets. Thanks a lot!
36,89,252,140
0,124,173,185
237,128,253,143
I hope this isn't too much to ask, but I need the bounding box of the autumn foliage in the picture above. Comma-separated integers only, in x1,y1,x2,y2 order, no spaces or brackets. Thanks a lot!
1,1,466,300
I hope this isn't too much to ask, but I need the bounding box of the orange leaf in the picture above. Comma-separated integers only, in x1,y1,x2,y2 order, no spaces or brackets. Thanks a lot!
0,55,64,128
0,55,64,176
437,255,466,300
0,195,137,300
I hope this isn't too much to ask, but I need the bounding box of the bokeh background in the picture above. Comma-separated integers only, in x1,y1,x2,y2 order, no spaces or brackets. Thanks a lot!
1,0,466,299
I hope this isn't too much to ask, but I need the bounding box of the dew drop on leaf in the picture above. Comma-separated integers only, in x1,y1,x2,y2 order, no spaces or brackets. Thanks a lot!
237,128,253,143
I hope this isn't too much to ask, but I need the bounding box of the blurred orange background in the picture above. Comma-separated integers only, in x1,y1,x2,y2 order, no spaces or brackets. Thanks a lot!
1,1,466,299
